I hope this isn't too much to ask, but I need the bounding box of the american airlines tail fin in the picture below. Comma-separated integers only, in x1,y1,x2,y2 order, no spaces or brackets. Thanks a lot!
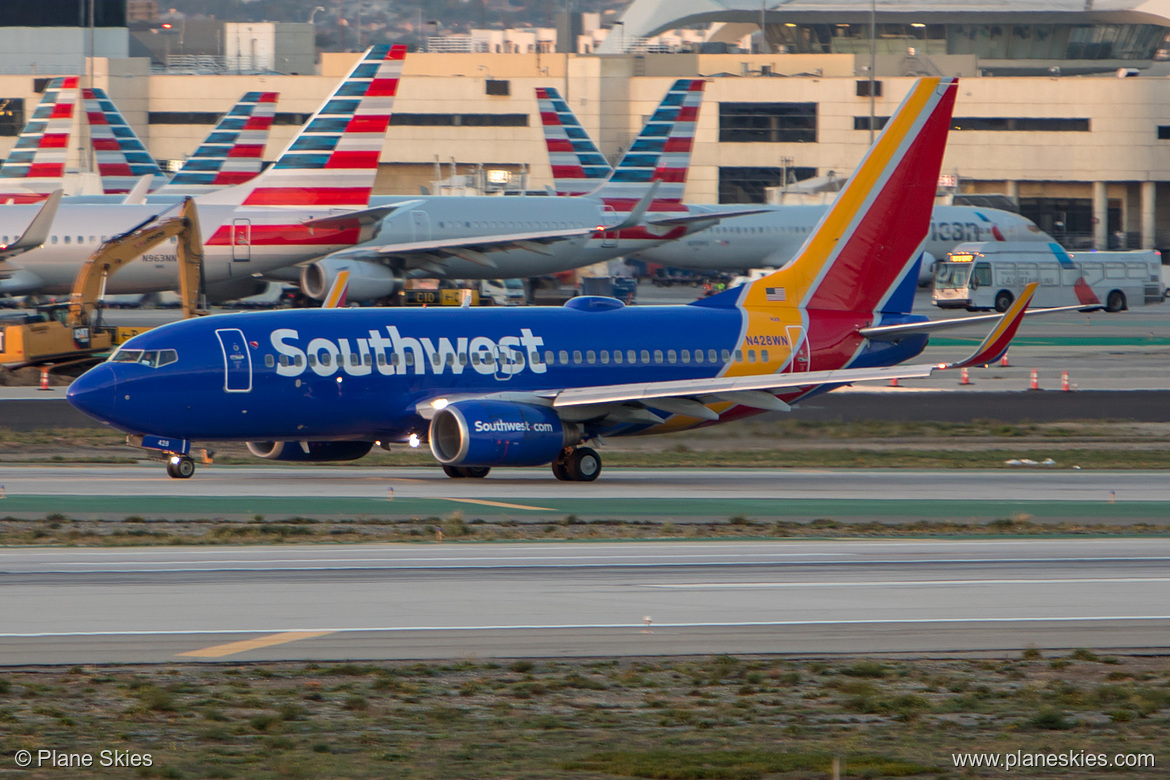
82,87,170,194
198,44,406,208
736,78,958,314
587,78,704,209
0,77,79,202
159,91,278,195
535,86,612,196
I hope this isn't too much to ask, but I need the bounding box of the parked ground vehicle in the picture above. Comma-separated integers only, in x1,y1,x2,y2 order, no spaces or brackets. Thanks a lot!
932,241,1162,312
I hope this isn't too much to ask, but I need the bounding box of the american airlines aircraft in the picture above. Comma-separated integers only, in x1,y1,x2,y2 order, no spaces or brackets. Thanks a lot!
0,45,406,300
68,78,1048,481
291,78,752,301
536,86,1052,283
0,77,79,204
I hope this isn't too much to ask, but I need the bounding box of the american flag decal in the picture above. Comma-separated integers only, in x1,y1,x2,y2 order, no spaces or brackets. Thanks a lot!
765,287,786,302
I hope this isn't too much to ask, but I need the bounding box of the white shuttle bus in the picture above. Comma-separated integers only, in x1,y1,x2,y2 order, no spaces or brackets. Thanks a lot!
933,241,1163,312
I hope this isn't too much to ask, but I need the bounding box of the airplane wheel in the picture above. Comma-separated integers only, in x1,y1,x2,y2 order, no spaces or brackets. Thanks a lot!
552,459,572,481
170,457,195,479
464,466,490,479
567,447,602,482
442,465,468,478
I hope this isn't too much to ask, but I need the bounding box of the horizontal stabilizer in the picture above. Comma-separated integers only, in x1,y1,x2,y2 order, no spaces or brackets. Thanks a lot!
860,302,1103,341
940,282,1038,369
646,207,771,228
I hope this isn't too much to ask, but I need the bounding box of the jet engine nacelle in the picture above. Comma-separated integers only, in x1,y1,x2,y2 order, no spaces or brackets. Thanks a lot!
300,257,401,301
246,440,374,462
429,401,580,467
916,251,938,286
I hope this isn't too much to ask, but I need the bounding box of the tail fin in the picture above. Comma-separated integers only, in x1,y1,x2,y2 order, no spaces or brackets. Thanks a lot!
82,87,170,194
739,78,958,314
535,86,612,196
587,78,704,209
198,44,406,208
0,77,79,201
159,91,278,194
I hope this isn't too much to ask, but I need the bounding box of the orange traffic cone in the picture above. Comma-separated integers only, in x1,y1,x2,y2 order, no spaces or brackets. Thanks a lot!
1029,369,1039,391
38,368,51,391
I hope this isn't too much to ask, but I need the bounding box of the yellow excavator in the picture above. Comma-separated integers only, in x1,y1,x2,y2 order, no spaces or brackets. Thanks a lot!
0,197,206,369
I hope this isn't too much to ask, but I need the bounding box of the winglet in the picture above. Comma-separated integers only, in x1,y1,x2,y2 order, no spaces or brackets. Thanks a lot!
606,180,661,231
942,282,1038,369
121,174,154,205
0,189,62,260
322,269,350,309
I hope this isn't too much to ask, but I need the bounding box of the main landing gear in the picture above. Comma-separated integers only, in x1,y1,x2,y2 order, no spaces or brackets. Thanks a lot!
552,446,602,482
166,455,196,479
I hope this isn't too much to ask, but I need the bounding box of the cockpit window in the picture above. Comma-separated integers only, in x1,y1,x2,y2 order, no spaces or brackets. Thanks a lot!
109,348,177,368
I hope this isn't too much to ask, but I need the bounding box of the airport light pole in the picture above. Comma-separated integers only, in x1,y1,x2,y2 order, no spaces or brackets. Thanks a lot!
869,0,876,144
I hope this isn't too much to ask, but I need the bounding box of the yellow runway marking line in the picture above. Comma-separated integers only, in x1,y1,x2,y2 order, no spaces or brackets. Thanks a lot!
443,498,556,511
177,630,335,658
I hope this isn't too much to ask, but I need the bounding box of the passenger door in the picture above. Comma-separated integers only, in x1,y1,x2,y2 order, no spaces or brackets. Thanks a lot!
215,328,252,393
231,219,251,263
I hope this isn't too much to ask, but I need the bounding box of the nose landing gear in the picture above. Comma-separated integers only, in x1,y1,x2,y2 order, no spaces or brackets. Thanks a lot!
552,446,601,482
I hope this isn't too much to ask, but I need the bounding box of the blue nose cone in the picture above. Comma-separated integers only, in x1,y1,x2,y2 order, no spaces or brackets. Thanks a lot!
67,364,117,423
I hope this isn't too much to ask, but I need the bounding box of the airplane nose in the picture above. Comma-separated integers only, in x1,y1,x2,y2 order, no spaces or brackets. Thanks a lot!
67,364,117,422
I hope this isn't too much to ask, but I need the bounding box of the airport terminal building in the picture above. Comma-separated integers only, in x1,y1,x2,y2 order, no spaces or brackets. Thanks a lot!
4,0,1170,252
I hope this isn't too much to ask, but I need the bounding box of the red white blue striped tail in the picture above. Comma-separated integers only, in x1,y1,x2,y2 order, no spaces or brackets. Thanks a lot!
160,91,277,194
589,78,704,211
82,87,170,195
536,86,611,196
0,77,79,202
199,44,406,208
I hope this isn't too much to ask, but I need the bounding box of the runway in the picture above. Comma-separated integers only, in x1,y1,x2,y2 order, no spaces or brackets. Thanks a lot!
1,538,1167,664
1,465,1168,522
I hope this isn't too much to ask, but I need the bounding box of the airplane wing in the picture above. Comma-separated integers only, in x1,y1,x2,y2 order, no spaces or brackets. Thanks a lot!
335,226,598,270
301,200,426,230
0,190,63,261
413,283,1038,425
645,206,772,228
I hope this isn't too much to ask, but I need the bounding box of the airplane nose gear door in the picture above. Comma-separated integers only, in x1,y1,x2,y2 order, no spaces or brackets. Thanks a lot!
216,328,253,392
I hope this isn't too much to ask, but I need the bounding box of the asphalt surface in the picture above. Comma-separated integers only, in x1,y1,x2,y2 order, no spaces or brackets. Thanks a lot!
1,539,1166,664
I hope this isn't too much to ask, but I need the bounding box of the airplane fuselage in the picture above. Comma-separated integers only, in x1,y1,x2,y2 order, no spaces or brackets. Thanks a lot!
636,205,1048,275
67,301,927,444
0,201,369,295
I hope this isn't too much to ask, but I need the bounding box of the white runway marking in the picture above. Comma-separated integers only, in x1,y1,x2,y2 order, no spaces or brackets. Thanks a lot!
642,578,1170,589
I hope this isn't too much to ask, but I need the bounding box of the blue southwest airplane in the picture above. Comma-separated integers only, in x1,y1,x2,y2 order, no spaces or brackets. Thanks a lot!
67,77,1042,481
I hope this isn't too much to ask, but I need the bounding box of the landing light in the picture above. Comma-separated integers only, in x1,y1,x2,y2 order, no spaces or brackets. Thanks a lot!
336,377,343,383
431,398,449,410
169,455,181,465
408,433,421,449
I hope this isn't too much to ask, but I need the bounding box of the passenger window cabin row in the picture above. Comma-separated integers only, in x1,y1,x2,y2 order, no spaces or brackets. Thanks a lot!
263,347,774,369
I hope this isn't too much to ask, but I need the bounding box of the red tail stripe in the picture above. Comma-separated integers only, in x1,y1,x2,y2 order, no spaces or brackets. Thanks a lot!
687,81,705,91
346,115,389,133
98,163,134,177
60,77,79,88
551,164,586,178
211,171,259,185
546,139,575,152
227,144,265,158
49,104,75,120
92,138,122,151
366,78,400,97
535,87,550,99
243,116,274,130
675,106,699,122
26,163,64,177
38,134,70,149
652,168,687,183
257,93,278,103
541,112,561,126
86,111,109,125
662,137,694,153
325,150,380,169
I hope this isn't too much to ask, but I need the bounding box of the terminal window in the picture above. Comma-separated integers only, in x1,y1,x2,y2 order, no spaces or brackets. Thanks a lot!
1158,126,1170,140
853,116,889,131
0,98,25,137
719,103,817,143
719,165,817,204
950,117,1089,132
